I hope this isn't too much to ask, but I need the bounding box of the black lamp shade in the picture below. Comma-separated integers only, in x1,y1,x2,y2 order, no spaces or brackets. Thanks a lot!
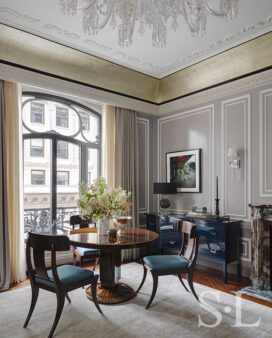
154,182,177,195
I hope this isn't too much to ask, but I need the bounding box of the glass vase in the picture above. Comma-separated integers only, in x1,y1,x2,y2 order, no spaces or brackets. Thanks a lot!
97,217,110,236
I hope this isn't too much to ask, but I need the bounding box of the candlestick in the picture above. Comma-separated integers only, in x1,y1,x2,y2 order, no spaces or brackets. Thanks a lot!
216,176,218,199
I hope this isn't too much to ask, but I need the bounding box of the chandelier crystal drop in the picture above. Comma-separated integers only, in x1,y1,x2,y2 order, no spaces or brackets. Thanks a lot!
59,0,239,47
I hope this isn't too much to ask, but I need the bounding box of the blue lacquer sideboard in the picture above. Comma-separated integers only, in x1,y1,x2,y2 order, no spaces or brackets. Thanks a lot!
145,213,241,283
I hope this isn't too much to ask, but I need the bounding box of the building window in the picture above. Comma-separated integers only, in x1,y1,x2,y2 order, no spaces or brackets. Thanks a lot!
30,102,44,124
56,107,69,128
88,172,92,185
57,171,69,185
80,112,90,131
31,170,45,185
30,139,44,157
57,141,68,159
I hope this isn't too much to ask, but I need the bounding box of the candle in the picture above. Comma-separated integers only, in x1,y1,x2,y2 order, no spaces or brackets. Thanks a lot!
216,176,218,199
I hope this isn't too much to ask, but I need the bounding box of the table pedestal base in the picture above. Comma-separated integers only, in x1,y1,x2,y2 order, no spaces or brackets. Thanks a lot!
86,283,135,304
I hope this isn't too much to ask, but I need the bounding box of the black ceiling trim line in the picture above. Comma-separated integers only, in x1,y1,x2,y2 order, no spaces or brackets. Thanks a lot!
0,59,159,106
0,59,271,107
160,66,272,105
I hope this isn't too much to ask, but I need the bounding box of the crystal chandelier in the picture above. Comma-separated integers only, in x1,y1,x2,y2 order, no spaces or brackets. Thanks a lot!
59,0,239,47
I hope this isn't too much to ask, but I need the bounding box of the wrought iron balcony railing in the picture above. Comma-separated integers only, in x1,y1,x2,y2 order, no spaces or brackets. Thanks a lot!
24,206,79,237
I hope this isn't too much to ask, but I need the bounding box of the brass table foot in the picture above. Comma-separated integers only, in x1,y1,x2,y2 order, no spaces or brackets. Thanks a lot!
86,283,135,304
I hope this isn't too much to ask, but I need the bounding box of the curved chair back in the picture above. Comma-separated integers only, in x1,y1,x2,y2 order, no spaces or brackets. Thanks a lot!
173,220,198,264
26,232,70,282
70,215,93,230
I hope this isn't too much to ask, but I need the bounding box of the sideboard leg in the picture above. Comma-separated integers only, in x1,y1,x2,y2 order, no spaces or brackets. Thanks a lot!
237,260,241,278
223,263,227,284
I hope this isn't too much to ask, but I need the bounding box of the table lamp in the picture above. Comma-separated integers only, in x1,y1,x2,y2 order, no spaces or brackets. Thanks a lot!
154,182,177,211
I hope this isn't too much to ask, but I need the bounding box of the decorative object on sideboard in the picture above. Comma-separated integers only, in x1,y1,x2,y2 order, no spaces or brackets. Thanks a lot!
154,182,177,212
166,148,201,193
215,176,220,219
192,206,208,214
59,0,239,48
227,148,240,169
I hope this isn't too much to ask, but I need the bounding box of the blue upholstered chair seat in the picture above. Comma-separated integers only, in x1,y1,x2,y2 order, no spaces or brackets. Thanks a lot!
143,255,189,271
36,265,94,287
76,247,99,256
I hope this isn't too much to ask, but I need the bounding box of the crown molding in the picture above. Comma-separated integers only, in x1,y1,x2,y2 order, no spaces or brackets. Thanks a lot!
158,69,272,115
0,6,271,78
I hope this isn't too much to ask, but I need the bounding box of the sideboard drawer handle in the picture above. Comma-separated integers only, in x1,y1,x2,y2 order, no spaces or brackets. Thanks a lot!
210,231,216,236
210,249,217,253
170,241,176,245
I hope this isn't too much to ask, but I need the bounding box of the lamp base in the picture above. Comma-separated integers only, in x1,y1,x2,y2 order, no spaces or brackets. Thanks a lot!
160,198,170,209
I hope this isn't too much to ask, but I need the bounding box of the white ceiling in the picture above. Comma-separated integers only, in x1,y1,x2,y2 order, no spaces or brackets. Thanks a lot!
0,0,271,78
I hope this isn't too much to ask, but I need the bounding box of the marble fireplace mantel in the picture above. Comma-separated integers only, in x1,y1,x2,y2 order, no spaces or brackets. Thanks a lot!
249,204,272,291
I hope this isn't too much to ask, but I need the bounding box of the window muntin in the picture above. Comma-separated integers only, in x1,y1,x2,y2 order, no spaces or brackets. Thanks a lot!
57,171,69,185
30,102,44,124
30,139,44,157
57,141,68,159
80,112,90,131
56,107,69,128
31,170,45,185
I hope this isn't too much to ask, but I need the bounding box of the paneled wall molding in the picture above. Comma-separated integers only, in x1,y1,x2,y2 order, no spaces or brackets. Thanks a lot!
159,69,272,116
239,237,252,263
221,94,251,221
157,105,215,214
137,117,150,214
259,88,272,197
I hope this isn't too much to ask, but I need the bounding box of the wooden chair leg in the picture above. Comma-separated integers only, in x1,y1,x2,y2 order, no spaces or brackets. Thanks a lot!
136,264,147,293
93,257,99,271
146,272,158,310
65,293,71,303
91,276,102,314
48,294,65,338
178,274,189,292
186,271,199,301
23,286,39,328
79,257,83,267
73,253,76,266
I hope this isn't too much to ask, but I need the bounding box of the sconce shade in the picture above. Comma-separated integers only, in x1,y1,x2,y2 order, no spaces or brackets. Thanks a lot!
227,148,238,158
154,183,177,194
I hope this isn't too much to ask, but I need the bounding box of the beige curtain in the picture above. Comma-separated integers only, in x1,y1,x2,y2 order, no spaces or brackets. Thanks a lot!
101,104,115,187
5,81,26,284
115,107,139,261
0,80,10,291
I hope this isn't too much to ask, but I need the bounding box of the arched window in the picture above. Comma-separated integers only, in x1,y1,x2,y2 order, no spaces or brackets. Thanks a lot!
22,92,101,235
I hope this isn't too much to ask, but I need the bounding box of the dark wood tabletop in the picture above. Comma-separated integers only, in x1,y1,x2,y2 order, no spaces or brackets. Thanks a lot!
68,226,158,304
68,227,158,250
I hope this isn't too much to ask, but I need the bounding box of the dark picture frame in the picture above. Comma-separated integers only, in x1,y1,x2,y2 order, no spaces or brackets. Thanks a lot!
166,149,201,193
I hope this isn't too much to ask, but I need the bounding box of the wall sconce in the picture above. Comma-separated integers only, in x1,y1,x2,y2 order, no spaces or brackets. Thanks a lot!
227,148,240,169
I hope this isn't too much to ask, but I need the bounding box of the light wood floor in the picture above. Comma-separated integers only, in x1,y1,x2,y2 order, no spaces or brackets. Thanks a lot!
8,261,272,308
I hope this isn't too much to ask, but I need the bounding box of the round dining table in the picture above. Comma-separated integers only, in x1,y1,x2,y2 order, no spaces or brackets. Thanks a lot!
68,227,158,304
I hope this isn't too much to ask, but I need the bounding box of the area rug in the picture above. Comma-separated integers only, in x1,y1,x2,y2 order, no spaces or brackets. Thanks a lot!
1,262,272,338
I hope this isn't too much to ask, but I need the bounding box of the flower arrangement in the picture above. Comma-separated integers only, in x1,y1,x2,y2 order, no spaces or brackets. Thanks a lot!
78,177,132,220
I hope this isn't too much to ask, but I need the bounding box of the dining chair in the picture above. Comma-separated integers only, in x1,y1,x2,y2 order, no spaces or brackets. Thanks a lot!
136,220,199,309
24,232,102,338
70,215,100,271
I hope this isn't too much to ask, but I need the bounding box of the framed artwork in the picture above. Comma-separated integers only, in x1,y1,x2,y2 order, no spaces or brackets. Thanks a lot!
166,149,201,193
